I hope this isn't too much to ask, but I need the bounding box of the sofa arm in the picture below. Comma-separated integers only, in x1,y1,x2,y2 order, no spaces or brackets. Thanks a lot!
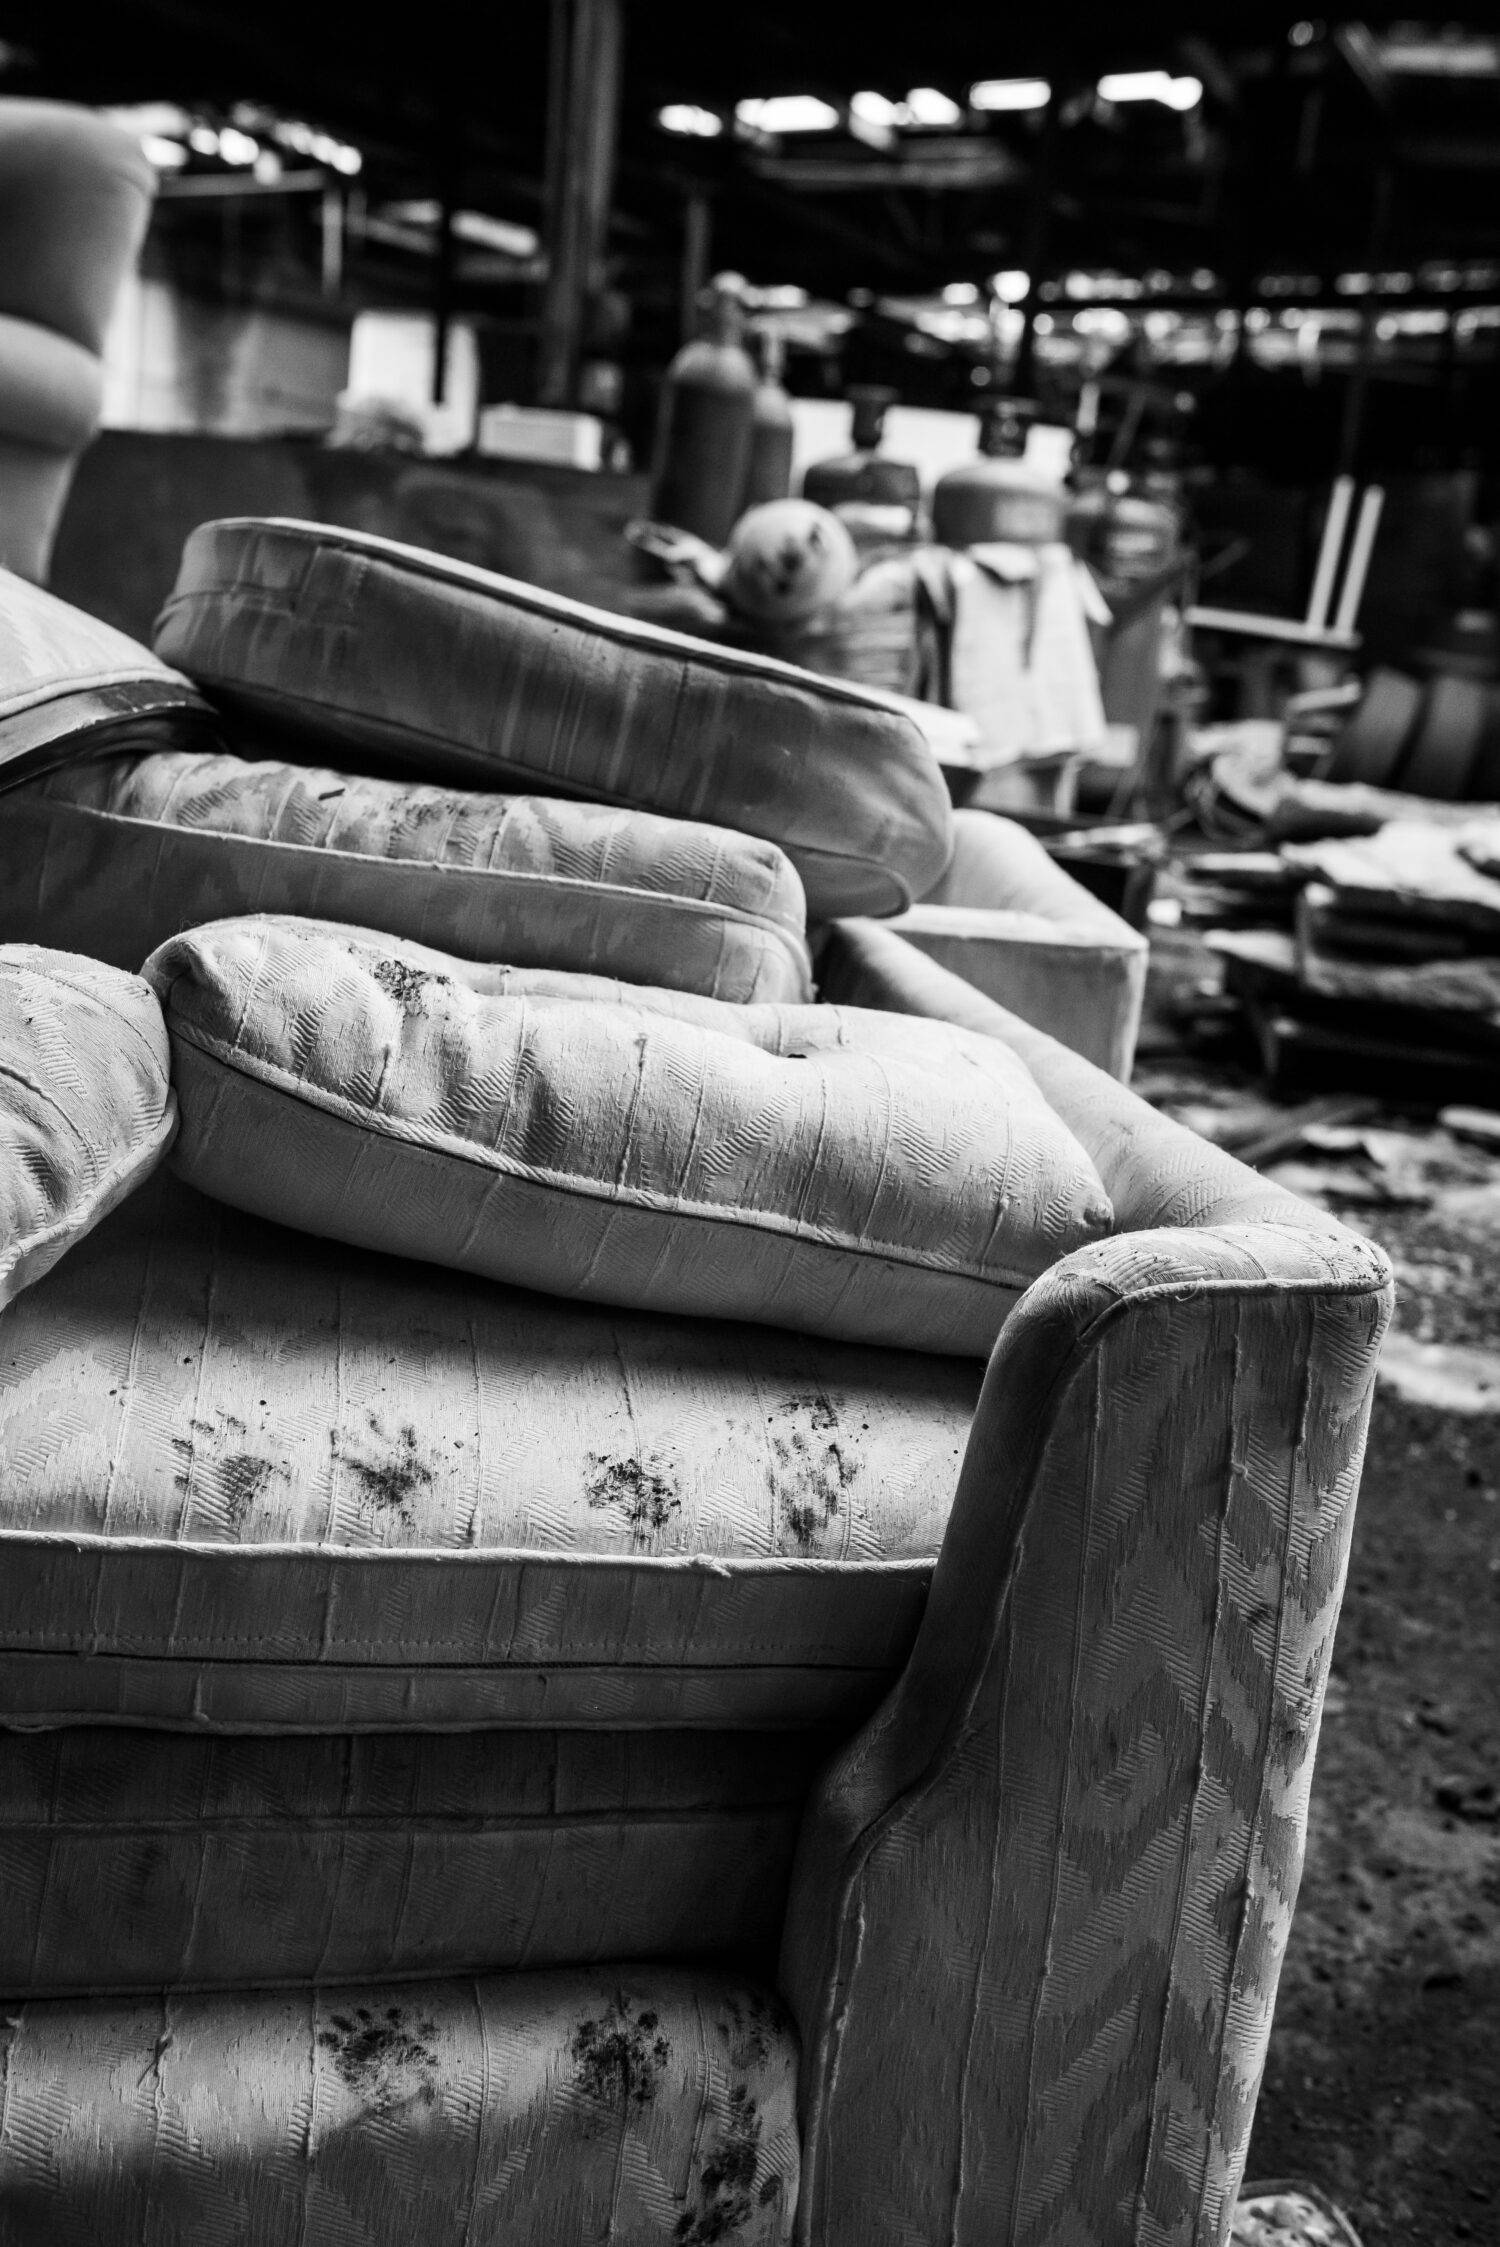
781,1221,1392,2247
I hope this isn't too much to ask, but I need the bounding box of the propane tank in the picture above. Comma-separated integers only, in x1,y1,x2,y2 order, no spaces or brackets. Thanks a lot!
1068,470,1179,585
740,327,796,510
650,273,757,546
802,386,921,515
931,396,1069,548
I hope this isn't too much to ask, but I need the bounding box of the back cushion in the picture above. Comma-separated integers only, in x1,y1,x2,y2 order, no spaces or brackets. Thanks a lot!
151,518,955,919
0,749,811,1002
145,918,1111,1356
0,944,174,1305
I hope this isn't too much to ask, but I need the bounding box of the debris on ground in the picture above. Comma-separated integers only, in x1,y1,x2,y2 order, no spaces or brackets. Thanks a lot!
1233,2183,1366,2247
1139,901,1500,2247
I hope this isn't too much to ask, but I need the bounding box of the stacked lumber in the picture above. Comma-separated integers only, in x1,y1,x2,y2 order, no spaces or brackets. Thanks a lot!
1207,819,1500,1097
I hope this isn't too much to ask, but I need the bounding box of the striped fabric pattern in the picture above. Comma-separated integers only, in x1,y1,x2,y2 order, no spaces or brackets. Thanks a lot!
151,516,955,918
0,1170,975,1730
0,1970,799,2244
0,750,814,1001
144,917,1112,1357
0,944,174,1308
0,1727,827,1994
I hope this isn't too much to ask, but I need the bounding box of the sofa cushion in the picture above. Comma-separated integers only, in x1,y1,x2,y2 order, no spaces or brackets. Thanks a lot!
0,944,174,1307
0,1726,826,1995
145,917,1111,1356
151,516,955,918
0,563,210,781
0,748,812,1000
0,1970,799,2245
0,1172,978,1730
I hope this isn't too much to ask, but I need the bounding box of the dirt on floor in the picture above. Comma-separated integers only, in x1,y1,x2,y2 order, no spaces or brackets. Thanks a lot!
1138,944,1500,2247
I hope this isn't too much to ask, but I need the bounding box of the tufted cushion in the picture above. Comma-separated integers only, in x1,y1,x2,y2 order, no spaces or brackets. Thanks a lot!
0,1971,799,2245
0,748,812,1000
0,563,209,779
0,1171,976,1731
0,1726,827,1995
151,516,955,918
144,917,1111,1356
0,944,174,1307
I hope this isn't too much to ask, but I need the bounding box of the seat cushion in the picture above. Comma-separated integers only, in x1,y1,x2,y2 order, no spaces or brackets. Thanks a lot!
0,945,174,1307
151,516,955,918
0,1725,827,1995
0,564,209,780
0,1970,799,2245
0,1172,978,1730
0,748,812,1000
144,917,1112,1356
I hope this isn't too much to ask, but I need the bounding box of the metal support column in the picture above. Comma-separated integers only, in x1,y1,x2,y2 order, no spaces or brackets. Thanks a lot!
537,0,624,408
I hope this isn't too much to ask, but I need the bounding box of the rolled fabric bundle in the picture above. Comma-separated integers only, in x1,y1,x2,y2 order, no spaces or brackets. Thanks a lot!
144,917,1112,1356
0,748,812,1001
151,518,955,919
0,943,174,1305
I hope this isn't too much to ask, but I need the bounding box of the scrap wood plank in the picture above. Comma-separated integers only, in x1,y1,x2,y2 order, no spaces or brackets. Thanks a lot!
1281,821,1500,937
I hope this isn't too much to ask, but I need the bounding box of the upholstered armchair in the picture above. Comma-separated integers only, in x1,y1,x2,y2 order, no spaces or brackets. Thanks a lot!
0,100,154,581
0,917,1389,2244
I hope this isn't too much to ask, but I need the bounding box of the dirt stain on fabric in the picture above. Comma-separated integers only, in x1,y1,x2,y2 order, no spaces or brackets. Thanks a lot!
170,1411,284,1528
316,2005,439,2109
768,1392,858,1553
586,1452,681,1540
342,1417,436,1528
370,956,447,1012
675,2080,764,2243
570,1995,672,2111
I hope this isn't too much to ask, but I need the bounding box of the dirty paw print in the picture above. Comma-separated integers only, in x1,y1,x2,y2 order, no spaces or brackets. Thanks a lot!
341,1414,436,1528
769,1392,858,1554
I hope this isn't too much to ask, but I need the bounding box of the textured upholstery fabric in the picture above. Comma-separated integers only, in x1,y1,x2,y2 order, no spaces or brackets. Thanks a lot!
0,1170,977,1730
0,748,813,999
0,565,209,781
0,1971,799,2245
144,917,1111,1354
151,516,956,917
0,1727,828,1994
891,809,1149,1079
0,102,155,581
0,944,174,1307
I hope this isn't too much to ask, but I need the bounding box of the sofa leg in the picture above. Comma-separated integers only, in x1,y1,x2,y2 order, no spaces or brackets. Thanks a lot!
780,1234,1390,2247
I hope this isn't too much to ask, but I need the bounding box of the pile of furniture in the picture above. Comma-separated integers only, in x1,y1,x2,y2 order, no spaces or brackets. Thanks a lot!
0,528,1390,2242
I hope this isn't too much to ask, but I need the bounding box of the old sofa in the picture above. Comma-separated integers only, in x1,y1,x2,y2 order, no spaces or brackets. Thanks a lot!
0,917,1390,2246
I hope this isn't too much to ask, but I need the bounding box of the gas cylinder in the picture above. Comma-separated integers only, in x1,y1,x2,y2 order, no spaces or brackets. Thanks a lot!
650,273,757,546
802,386,921,517
1068,471,1178,585
740,327,796,511
931,397,1068,548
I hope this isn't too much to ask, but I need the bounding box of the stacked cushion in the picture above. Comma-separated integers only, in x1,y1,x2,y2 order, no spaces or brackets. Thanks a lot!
0,1167,977,1731
143,917,1112,1355
0,1726,828,1992
0,747,812,1000
151,517,956,918
0,1971,799,2246
0,561,208,781
0,943,174,1306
